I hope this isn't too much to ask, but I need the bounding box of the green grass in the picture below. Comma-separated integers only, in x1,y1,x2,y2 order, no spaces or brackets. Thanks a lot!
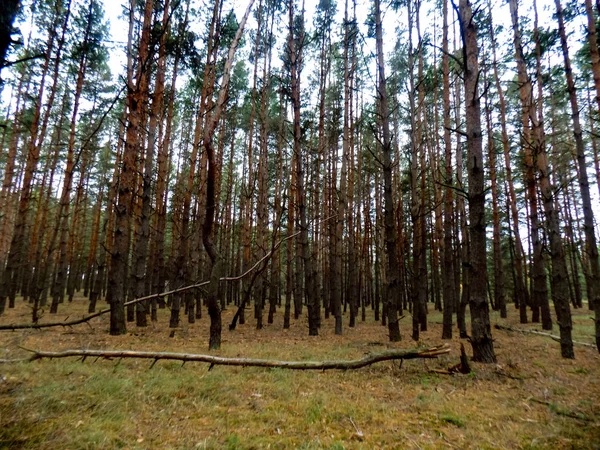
1,299,600,449
439,411,466,428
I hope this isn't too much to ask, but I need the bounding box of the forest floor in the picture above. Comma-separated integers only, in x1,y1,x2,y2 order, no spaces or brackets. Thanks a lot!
0,297,599,449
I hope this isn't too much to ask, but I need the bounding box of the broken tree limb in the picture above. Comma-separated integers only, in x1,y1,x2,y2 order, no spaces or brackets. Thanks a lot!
0,216,338,332
0,357,29,364
0,231,306,331
494,324,595,348
429,343,471,375
230,216,293,330
0,280,209,331
23,344,450,370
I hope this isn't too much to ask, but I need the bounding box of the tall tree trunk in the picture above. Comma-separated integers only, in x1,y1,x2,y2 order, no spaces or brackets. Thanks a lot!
288,0,318,336
51,0,94,312
0,3,61,312
555,0,600,352
408,0,420,340
285,101,296,327
269,86,285,324
484,83,506,319
458,0,496,363
170,0,220,328
255,9,272,328
0,65,29,271
441,0,455,339
151,0,188,321
489,7,529,314
454,56,468,339
203,0,254,349
133,0,170,327
532,0,553,329
108,0,153,335
508,0,548,326
242,0,263,318
375,0,401,342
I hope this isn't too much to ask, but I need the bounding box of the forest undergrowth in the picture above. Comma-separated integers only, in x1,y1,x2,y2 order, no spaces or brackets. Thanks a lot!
1,297,599,449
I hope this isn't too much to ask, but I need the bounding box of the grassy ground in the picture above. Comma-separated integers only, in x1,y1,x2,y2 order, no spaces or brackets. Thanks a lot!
1,297,599,449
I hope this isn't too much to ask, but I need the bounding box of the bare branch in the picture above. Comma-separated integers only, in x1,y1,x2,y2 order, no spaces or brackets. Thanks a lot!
23,345,451,370
494,325,596,348
0,215,337,331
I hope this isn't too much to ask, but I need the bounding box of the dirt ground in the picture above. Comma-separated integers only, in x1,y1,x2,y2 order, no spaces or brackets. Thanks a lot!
1,297,599,449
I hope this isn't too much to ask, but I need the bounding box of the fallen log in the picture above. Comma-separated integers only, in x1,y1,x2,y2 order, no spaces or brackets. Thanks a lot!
23,344,451,370
494,324,595,348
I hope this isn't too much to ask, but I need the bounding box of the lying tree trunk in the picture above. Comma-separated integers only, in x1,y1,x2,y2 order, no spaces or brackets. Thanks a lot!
494,324,595,348
24,344,451,370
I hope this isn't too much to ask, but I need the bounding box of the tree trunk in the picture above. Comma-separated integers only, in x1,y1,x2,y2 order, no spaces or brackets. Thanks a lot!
489,8,529,314
484,89,506,319
0,1,67,312
555,0,600,353
202,0,254,349
108,0,153,336
288,0,318,336
375,0,401,342
482,15,506,319
134,0,170,327
508,0,548,326
458,0,496,363
51,0,94,312
441,0,455,339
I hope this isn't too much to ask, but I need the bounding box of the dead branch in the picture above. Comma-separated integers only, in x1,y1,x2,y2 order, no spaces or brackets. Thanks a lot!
0,219,335,331
494,325,595,348
0,358,29,364
429,343,471,375
23,344,450,370
222,230,300,283
0,280,210,331
0,309,109,331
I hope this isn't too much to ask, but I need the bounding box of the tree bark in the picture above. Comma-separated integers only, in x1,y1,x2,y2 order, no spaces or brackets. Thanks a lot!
202,0,254,349
51,0,94,313
458,0,496,363
375,0,401,342
441,0,455,339
508,0,549,326
555,0,600,353
108,0,153,335
489,6,529,315
288,0,318,336
25,345,451,369
0,2,62,312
